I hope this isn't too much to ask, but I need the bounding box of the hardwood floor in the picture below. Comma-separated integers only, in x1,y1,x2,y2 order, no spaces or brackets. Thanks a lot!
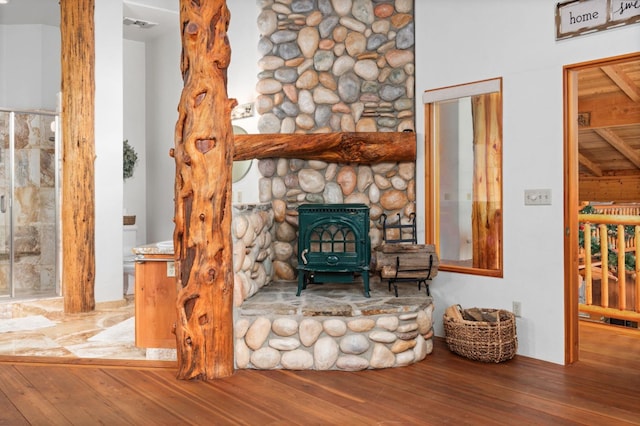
0,321,638,425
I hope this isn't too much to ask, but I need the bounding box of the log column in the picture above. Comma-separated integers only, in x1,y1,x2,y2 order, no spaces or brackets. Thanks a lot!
471,92,502,270
60,0,96,313
173,0,237,380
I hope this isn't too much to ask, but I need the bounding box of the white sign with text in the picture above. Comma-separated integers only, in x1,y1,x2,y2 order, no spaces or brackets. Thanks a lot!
557,0,640,39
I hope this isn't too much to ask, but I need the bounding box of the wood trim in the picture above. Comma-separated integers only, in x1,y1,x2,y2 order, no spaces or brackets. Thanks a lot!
431,104,442,253
422,77,501,103
438,265,503,278
0,355,176,370
423,82,503,277
564,63,580,365
564,51,640,365
567,52,640,74
424,104,434,244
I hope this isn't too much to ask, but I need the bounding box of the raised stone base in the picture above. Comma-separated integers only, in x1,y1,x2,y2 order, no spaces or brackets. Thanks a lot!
235,277,434,370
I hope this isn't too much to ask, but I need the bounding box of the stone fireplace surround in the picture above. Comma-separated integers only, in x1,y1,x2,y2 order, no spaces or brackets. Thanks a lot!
256,0,415,135
235,280,434,371
226,0,429,371
231,157,433,371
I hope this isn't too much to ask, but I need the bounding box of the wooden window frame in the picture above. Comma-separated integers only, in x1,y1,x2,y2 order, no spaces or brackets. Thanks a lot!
424,78,503,277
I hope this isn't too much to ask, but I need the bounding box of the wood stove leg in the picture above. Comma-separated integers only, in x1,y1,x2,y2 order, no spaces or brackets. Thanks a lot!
363,272,370,298
296,271,305,296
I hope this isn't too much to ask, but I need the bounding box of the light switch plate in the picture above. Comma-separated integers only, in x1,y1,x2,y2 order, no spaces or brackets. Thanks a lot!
524,189,552,205
167,261,175,277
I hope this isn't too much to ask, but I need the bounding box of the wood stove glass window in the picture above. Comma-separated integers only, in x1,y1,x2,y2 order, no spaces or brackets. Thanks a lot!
310,225,356,253
424,78,503,277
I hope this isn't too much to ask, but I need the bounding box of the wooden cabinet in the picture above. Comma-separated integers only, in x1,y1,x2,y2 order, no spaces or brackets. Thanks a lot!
134,254,177,348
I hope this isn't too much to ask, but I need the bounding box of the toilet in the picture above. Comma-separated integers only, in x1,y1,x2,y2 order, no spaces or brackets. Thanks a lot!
123,225,138,295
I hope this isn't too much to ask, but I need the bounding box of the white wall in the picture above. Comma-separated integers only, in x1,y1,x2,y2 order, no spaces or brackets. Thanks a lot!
145,30,182,243
227,0,261,204
0,24,59,111
144,0,261,242
40,25,60,111
416,0,640,364
124,39,147,246
94,0,124,302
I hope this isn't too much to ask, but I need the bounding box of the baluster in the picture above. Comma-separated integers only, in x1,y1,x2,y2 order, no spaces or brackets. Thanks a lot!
600,223,609,308
617,224,626,311
585,223,593,305
636,226,640,313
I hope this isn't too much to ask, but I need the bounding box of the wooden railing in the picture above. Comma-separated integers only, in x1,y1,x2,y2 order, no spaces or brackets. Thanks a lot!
578,213,640,323
590,205,640,216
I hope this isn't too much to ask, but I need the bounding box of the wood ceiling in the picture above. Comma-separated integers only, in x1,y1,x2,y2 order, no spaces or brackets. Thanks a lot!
578,59,640,179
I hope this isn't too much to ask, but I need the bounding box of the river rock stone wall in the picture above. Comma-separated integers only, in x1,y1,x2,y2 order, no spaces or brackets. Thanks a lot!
232,204,276,306
235,297,434,370
257,158,416,280
256,0,415,134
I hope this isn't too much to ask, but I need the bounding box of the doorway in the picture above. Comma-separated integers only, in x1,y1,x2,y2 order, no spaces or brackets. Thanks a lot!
564,52,640,364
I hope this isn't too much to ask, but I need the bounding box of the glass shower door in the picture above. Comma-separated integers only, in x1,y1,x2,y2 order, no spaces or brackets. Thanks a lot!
13,112,58,298
0,111,11,298
0,110,59,299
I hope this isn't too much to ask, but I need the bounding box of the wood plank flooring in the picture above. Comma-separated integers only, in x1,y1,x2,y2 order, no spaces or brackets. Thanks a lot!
0,321,638,425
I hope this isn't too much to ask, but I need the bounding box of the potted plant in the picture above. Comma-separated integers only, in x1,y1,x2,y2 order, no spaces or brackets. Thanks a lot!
123,139,138,180
123,139,138,225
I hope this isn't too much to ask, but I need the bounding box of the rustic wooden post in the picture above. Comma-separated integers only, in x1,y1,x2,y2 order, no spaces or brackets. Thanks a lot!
471,92,502,270
172,0,237,380
60,0,96,313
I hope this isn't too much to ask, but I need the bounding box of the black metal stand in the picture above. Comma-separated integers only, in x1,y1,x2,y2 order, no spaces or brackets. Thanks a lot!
387,253,434,297
379,213,436,297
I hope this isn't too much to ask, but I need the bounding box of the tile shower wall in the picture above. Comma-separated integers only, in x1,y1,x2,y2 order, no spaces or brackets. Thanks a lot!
0,112,57,298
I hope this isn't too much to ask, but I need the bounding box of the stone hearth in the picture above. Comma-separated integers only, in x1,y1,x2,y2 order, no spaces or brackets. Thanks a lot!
235,278,434,371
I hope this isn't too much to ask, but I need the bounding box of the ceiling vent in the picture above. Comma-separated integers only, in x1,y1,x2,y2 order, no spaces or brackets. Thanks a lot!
123,17,158,29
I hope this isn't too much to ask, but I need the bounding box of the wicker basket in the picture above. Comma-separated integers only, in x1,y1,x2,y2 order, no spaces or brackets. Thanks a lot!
443,305,517,363
123,215,136,226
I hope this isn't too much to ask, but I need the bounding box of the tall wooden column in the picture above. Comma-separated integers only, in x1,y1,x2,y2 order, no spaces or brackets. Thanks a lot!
60,0,96,313
173,0,237,380
471,92,502,270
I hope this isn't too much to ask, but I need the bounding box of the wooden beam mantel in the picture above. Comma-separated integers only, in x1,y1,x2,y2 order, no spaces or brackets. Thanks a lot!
233,131,416,164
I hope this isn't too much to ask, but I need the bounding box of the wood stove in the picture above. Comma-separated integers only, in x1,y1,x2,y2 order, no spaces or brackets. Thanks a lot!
297,203,371,297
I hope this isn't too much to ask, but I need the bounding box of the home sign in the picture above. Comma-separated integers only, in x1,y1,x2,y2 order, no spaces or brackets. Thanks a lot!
556,0,640,39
